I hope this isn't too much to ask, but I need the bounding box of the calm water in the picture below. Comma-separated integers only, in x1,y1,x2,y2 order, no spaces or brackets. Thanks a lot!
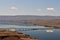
0,24,60,40
18,29,60,40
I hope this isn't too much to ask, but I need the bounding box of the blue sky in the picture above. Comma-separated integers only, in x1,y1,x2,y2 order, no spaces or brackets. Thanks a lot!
0,0,60,16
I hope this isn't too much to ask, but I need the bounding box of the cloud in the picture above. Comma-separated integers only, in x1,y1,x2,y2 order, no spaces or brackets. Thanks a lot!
37,9,41,11
8,6,18,14
47,8,54,11
10,6,17,10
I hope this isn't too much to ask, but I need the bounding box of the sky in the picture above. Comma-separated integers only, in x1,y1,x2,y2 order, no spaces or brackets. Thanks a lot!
0,0,60,16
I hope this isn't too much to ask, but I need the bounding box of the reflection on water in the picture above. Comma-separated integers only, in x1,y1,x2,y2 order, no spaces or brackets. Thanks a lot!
18,29,60,40
46,30,54,32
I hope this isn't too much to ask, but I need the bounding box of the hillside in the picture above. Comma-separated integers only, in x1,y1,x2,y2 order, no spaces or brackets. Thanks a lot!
0,15,60,28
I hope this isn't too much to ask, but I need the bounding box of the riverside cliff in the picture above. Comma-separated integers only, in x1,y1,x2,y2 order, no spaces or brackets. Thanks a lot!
0,29,38,40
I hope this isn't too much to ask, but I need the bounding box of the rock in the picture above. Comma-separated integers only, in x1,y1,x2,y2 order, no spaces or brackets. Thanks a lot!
0,30,38,40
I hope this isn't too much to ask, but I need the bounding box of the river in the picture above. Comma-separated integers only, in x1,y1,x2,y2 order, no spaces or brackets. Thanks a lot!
0,24,60,40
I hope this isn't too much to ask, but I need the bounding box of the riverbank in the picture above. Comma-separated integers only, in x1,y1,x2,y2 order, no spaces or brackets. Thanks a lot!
38,22,60,28
32,20,60,28
0,29,38,40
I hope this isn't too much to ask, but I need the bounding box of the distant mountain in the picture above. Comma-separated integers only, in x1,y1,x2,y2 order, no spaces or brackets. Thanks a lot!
0,15,60,26
0,15,60,21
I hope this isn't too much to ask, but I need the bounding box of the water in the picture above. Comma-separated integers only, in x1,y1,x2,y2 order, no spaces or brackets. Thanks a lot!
0,24,60,40
18,29,60,40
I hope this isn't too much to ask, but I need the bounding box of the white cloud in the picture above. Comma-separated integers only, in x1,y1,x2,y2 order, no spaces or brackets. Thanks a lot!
37,9,41,11
47,8,54,11
10,6,17,10
1,7,56,16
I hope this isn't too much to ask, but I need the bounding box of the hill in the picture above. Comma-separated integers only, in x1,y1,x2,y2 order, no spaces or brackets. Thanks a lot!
0,15,60,28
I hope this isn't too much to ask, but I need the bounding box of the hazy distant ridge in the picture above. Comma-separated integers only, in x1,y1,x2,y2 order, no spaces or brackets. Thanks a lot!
0,15,60,20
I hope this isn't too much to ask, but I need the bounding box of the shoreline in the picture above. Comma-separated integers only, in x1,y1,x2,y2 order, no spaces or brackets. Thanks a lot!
0,29,38,40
